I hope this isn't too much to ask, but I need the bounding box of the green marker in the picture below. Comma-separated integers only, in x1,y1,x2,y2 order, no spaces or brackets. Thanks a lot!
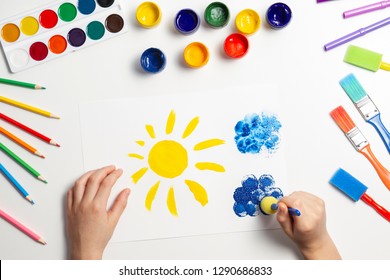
0,142,47,183
344,45,390,72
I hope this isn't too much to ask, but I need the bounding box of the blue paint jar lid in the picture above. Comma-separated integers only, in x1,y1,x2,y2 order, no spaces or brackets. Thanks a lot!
174,9,200,35
140,47,166,73
266,2,292,29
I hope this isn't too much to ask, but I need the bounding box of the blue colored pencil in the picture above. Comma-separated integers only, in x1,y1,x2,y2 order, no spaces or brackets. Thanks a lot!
0,163,34,204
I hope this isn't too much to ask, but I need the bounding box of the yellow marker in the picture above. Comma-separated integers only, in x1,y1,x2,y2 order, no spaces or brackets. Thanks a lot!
235,9,261,35
136,2,162,28
0,96,60,119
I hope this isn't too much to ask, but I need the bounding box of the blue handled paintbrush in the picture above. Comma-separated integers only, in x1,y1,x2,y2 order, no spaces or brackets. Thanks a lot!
339,73,390,153
329,168,390,222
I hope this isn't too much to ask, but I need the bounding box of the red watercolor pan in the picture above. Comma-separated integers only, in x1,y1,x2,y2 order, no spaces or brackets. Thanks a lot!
0,0,127,73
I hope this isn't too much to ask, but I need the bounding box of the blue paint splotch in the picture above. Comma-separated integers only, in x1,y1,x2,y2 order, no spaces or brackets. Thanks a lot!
234,113,282,155
233,174,284,217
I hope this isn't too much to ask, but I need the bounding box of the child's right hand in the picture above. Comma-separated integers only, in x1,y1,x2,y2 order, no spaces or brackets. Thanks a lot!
276,191,341,260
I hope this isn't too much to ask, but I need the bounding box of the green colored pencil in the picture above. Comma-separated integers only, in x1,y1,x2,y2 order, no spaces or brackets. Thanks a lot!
0,142,47,183
0,77,45,90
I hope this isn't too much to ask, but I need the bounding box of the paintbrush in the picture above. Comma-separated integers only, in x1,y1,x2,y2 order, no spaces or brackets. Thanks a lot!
339,73,390,153
329,168,390,222
330,105,390,191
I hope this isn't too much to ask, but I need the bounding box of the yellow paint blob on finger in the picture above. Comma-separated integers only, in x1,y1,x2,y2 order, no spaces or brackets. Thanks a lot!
145,181,160,211
185,180,208,206
195,162,225,172
167,187,178,216
194,139,225,150
20,16,39,36
182,117,199,139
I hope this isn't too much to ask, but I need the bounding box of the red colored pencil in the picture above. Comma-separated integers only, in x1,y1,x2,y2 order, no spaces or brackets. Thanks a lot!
0,113,60,147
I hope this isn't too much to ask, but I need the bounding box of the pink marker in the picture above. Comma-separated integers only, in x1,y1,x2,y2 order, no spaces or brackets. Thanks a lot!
344,1,390,18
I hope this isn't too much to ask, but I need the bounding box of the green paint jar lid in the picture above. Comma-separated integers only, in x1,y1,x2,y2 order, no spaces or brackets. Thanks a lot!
204,2,230,28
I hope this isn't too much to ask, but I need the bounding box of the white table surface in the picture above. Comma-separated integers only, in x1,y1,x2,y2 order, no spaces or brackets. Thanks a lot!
0,0,389,260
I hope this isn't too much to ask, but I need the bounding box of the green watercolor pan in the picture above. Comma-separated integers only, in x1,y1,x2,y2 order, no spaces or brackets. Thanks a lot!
0,0,127,73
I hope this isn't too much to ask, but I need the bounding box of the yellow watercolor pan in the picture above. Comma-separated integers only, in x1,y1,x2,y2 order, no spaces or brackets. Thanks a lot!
235,9,261,35
183,42,209,68
136,2,161,28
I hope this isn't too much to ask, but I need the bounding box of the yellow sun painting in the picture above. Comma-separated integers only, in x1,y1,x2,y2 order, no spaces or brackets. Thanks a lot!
128,110,226,216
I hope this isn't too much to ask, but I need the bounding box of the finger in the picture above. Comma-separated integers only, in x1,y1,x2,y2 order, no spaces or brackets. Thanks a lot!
81,165,117,203
108,188,131,226
94,168,123,205
66,188,73,212
276,202,294,238
72,168,98,206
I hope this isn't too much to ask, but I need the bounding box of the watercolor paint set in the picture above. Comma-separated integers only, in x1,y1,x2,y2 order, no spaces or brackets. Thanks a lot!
0,0,127,73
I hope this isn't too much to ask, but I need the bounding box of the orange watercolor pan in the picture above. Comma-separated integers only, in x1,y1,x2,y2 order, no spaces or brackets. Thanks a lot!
0,0,128,73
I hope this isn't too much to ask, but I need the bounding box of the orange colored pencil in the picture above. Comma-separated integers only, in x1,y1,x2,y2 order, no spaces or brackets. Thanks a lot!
0,126,45,158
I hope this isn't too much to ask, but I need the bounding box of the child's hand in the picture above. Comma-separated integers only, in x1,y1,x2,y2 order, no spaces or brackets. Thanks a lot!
66,165,130,259
276,191,341,260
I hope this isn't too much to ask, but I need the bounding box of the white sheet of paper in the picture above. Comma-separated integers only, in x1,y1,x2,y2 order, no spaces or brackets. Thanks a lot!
79,84,288,242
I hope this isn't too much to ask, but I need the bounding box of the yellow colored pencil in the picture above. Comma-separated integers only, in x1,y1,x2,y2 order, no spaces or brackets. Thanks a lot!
0,126,45,158
0,96,60,119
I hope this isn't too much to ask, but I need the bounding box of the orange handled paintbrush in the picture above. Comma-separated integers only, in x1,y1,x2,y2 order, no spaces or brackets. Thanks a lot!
330,106,390,191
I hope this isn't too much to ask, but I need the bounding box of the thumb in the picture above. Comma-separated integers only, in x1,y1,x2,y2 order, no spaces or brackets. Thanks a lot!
108,188,131,226
276,202,294,238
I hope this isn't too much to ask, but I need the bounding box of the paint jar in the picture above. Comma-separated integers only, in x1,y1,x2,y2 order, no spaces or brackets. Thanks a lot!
204,2,230,28
136,2,162,28
140,47,166,73
235,9,260,35
266,3,292,29
183,42,209,68
174,9,200,35
224,33,249,58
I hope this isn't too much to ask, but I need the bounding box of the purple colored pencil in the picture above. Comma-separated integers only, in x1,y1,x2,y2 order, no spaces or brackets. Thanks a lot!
344,1,390,18
324,16,390,51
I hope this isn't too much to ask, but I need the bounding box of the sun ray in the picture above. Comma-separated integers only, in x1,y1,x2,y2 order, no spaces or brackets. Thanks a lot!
185,180,208,206
195,162,225,172
145,125,156,139
136,140,145,146
166,110,176,135
182,116,199,139
131,167,148,183
128,153,144,160
145,181,160,211
194,139,225,151
167,187,178,216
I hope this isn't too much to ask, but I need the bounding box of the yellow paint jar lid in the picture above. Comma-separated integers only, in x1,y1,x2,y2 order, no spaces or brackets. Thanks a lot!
235,9,260,35
136,2,162,28
183,42,209,68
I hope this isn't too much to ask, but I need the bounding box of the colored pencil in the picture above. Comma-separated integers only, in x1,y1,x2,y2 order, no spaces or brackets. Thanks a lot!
0,77,45,90
0,113,60,147
324,16,390,51
330,106,390,191
0,142,47,183
0,209,46,244
0,96,60,119
339,73,390,153
0,126,45,158
0,163,35,204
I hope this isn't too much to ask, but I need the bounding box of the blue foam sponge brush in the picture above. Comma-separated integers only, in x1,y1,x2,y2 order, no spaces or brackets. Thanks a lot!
329,168,390,222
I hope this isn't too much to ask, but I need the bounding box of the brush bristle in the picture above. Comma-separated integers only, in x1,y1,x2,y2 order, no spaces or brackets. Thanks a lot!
330,106,356,133
339,73,368,103
329,168,367,201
